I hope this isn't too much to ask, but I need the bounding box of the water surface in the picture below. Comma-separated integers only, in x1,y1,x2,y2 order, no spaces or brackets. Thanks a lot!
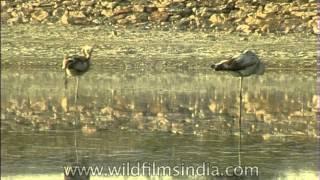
1,68,317,179
1,23,318,180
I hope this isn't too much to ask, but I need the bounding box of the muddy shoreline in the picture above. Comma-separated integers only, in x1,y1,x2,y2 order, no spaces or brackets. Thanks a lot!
1,25,316,69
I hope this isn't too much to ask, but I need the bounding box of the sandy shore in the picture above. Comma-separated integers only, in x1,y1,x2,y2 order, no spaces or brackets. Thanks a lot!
1,25,316,69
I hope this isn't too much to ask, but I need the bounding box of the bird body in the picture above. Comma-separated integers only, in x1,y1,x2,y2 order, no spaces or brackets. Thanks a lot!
62,45,94,77
212,50,265,77
62,46,94,102
211,50,265,148
63,55,91,76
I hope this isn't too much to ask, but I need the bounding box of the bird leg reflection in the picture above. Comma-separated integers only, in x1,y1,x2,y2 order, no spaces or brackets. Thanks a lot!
238,76,243,167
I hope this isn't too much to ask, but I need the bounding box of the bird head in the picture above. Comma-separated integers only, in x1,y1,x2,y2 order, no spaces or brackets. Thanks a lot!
81,45,94,59
211,60,231,71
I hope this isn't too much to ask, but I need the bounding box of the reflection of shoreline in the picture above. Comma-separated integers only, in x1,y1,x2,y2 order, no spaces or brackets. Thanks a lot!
1,71,317,138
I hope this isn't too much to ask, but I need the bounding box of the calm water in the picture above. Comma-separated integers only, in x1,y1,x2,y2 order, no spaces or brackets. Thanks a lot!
1,25,318,180
1,68,318,180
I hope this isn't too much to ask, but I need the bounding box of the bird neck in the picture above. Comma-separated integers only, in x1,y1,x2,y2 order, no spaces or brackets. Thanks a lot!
82,49,92,59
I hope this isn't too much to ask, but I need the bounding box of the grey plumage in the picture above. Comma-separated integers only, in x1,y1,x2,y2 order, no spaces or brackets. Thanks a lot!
211,50,265,77
62,46,94,77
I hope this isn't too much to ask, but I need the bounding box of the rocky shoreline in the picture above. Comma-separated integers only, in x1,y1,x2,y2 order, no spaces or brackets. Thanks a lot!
1,0,318,34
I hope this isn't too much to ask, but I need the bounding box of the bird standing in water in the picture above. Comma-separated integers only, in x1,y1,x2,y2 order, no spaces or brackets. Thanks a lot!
211,49,265,95
62,45,94,102
211,50,265,166
211,50,265,107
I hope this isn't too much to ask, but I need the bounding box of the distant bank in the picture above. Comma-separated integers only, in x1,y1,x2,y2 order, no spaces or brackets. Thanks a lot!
1,0,318,34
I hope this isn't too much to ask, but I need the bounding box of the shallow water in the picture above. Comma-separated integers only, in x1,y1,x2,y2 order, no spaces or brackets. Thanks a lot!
1,67,318,180
1,24,318,180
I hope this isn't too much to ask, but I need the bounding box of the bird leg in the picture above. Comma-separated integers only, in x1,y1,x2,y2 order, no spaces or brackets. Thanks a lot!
75,77,79,104
64,71,68,90
239,77,243,121
238,128,242,167
73,77,80,162
238,76,243,166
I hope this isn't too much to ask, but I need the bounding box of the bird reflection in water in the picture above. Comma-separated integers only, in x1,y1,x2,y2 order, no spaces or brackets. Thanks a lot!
62,46,94,180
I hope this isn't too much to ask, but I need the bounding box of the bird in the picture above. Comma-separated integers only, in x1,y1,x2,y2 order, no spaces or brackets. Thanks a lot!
211,50,265,164
211,50,265,94
62,45,94,102
211,50,264,77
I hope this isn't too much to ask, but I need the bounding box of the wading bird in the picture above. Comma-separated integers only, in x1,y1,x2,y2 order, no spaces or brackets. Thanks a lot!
211,50,265,166
211,50,265,102
62,45,94,102
211,50,264,77
211,50,265,97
